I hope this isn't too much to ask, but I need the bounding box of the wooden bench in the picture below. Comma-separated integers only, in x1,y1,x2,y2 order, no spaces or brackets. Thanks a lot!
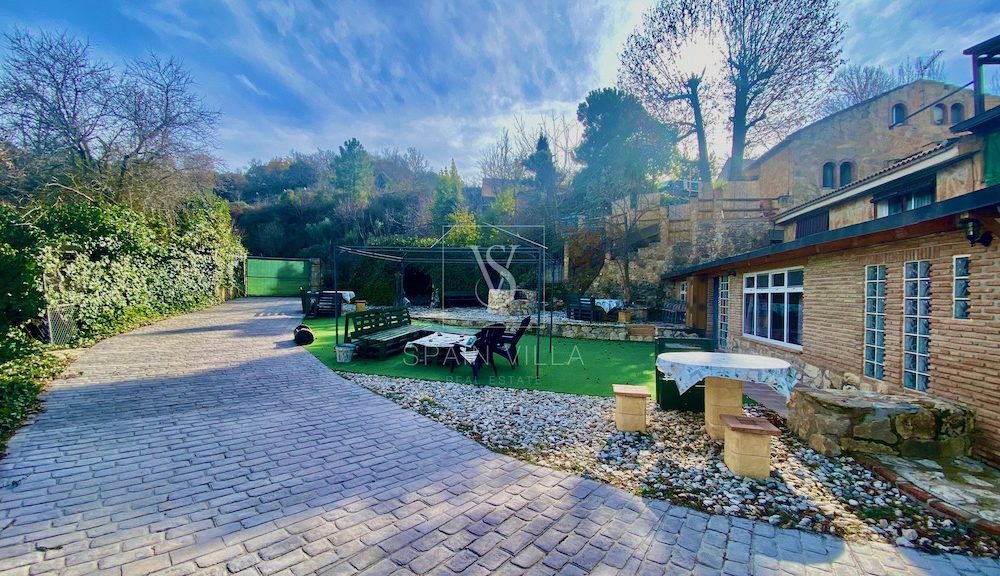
344,307,426,360
719,414,781,480
565,294,604,321
314,292,344,317
442,291,480,307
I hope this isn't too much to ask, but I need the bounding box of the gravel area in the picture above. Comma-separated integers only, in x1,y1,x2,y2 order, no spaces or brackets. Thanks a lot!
342,372,1000,558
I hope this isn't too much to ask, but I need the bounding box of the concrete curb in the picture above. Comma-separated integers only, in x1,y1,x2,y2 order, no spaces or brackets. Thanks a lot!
854,455,1000,537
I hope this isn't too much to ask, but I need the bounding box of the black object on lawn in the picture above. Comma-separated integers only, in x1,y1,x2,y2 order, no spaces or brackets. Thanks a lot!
293,324,315,346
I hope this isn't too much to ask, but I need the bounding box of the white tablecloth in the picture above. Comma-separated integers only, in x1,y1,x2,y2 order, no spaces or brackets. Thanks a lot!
593,298,625,313
406,332,476,349
656,352,797,398
331,290,356,302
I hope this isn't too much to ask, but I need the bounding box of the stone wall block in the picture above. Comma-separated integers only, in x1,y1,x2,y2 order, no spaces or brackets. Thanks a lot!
788,388,974,458
854,412,897,444
894,410,936,440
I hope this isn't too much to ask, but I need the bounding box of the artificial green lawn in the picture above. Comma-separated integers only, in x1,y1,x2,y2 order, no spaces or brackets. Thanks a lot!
302,316,657,397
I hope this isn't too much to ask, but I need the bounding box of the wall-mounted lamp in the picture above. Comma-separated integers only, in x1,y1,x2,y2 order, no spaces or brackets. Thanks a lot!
959,217,993,247
727,269,738,277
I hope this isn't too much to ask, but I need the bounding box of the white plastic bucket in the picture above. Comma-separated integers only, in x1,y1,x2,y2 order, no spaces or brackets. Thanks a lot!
335,344,356,363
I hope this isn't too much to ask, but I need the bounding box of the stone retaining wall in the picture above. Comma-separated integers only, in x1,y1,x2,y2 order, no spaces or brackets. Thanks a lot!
412,315,692,342
788,388,974,458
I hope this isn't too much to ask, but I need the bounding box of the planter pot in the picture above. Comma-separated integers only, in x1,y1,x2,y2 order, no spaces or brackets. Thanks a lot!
618,310,632,323
335,343,356,362
632,307,649,321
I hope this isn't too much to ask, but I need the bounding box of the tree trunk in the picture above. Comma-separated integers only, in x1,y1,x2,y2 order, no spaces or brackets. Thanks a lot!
688,79,712,189
618,254,632,304
729,86,749,180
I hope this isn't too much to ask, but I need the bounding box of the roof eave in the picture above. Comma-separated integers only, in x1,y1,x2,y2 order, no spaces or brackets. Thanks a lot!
773,144,959,224
666,185,1000,279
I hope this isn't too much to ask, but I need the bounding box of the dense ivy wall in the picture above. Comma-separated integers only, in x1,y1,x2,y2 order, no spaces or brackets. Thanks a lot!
1,196,245,343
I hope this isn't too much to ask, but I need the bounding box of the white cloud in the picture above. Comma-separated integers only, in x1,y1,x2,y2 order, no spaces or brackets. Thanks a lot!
234,73,269,97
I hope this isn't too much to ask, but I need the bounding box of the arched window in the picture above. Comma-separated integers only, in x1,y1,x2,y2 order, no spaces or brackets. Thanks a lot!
932,104,946,125
822,162,835,187
892,103,907,126
839,162,854,186
951,103,965,123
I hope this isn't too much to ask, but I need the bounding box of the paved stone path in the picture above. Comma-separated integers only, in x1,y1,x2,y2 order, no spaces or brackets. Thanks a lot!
1,298,996,576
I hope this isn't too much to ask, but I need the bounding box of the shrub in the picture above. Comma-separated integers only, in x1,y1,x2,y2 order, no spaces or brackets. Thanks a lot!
15,195,246,342
0,329,62,453
0,206,44,333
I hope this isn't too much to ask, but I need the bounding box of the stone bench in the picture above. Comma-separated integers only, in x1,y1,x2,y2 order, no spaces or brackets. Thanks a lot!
787,388,974,458
720,414,781,480
613,385,651,433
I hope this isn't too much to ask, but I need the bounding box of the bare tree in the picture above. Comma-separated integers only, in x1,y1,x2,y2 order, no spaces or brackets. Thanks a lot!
714,0,844,179
619,0,713,187
820,52,948,116
0,29,114,169
819,64,896,116
512,113,580,180
894,51,945,85
477,128,524,183
0,29,218,210
620,0,844,181
112,54,218,179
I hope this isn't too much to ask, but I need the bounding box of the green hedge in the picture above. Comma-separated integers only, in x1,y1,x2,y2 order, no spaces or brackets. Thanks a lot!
2,196,245,342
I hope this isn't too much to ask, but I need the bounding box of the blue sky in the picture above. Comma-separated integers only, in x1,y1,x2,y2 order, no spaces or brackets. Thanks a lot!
2,1,998,178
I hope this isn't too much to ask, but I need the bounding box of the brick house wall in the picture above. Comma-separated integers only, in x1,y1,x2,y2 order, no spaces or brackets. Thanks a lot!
715,231,1000,464
747,81,996,206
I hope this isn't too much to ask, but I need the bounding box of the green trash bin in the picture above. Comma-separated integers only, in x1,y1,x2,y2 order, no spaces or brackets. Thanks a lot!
654,336,715,413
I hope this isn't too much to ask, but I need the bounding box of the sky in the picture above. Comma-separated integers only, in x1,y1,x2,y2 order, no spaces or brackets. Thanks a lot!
1,0,998,179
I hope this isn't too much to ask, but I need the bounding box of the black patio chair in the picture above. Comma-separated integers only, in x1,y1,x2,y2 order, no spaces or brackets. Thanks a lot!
449,324,504,382
494,316,530,368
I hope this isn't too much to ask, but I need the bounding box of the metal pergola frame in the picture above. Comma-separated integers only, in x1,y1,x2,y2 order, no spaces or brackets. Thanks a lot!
331,225,557,379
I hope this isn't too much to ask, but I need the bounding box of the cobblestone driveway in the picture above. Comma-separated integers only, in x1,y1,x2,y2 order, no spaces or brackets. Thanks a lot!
1,298,996,575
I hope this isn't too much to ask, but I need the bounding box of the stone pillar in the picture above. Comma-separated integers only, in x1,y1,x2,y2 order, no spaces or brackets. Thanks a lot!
721,414,781,479
310,258,322,290
704,376,743,440
613,385,651,432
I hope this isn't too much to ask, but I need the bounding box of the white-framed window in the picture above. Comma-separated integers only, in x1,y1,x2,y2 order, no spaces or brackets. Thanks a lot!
742,267,803,348
875,189,934,217
864,265,886,380
717,276,730,350
903,260,931,393
954,255,970,319
679,281,687,303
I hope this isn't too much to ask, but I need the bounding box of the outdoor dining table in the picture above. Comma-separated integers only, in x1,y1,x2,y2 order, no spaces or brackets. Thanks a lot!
404,331,477,365
326,290,356,302
593,298,625,313
655,351,796,440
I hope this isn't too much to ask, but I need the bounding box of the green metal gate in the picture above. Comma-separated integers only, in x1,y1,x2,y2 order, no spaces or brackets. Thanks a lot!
245,257,312,296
